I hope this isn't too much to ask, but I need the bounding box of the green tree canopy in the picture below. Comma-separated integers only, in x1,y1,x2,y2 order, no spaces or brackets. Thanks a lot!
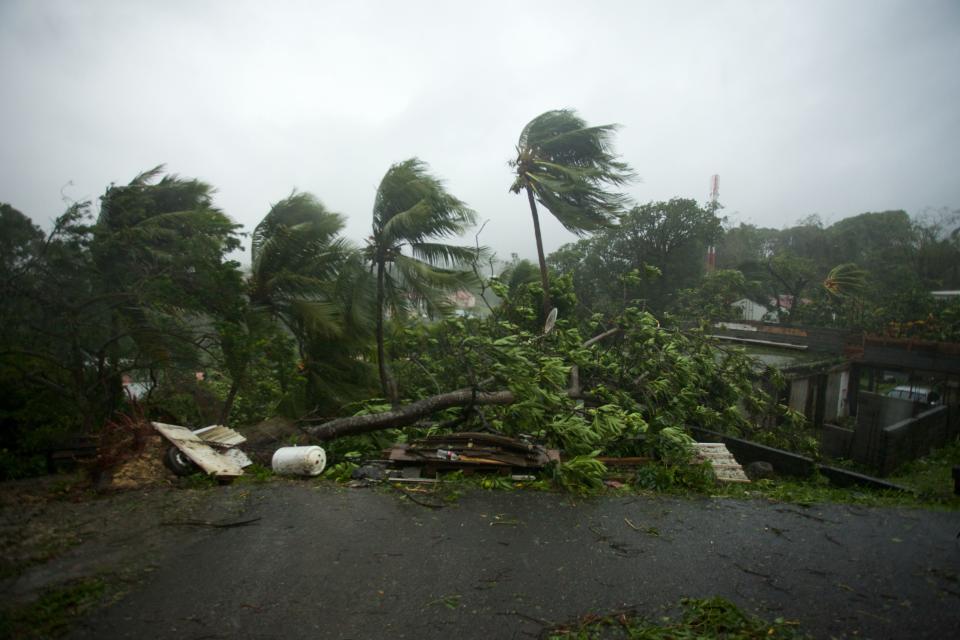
549,198,722,316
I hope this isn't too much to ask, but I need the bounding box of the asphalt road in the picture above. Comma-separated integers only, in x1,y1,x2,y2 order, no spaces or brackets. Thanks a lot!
69,484,960,639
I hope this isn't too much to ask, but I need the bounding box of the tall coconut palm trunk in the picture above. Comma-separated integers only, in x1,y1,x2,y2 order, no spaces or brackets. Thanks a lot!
375,261,399,406
525,185,552,317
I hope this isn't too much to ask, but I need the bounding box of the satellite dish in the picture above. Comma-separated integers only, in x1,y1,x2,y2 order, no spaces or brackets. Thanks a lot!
543,307,558,335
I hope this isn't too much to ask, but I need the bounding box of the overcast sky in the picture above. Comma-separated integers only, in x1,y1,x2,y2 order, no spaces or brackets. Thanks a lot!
1,0,958,262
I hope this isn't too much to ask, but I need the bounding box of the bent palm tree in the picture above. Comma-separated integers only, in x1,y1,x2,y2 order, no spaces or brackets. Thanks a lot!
509,109,634,315
366,158,477,404
218,192,360,424
248,191,351,340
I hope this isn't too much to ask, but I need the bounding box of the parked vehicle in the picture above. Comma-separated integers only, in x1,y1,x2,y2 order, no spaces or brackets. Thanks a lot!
886,385,941,405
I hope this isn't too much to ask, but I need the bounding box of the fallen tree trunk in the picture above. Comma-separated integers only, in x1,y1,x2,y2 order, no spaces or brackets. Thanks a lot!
306,389,515,440
305,326,624,442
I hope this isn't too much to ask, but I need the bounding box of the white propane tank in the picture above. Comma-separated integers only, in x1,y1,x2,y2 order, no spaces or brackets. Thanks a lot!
271,446,327,476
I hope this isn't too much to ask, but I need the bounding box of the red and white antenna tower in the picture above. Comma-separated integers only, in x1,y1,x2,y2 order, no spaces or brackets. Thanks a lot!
709,174,719,207
706,174,719,271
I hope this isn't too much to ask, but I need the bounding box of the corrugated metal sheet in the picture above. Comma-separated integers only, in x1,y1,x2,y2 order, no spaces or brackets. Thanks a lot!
152,422,246,477
192,424,247,448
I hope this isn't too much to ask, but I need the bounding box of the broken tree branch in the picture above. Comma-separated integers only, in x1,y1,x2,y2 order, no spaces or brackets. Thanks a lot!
570,326,622,397
306,326,624,441
306,389,515,440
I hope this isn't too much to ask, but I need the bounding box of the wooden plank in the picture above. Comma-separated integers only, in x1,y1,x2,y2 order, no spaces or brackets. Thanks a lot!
694,442,750,483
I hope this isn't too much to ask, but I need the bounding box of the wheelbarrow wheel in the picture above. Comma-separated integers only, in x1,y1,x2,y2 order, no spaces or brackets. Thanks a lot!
164,445,199,477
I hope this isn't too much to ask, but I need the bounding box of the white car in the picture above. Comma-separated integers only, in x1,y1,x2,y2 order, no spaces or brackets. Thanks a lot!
886,385,941,404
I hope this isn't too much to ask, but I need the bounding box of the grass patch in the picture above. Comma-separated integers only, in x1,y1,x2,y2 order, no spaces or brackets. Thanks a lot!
710,437,960,510
888,436,960,503
0,576,109,639
715,473,959,510
178,473,219,490
715,476,924,508
546,596,807,639
234,463,274,484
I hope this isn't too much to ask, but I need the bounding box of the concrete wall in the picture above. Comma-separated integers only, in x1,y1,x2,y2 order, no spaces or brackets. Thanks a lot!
821,423,854,459
879,407,952,475
690,427,816,477
850,392,956,475
689,427,908,491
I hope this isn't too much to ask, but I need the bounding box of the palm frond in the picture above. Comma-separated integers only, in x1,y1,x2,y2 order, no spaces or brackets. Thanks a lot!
373,158,476,245
391,260,456,317
129,165,166,186
512,109,635,232
409,242,478,268
394,254,475,288
823,263,868,298
286,299,344,338
252,191,344,262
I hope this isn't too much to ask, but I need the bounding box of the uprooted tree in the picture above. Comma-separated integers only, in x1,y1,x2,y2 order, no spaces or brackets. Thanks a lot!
303,274,804,464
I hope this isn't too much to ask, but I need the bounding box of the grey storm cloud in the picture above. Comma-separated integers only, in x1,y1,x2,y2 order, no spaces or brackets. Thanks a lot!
1,0,958,263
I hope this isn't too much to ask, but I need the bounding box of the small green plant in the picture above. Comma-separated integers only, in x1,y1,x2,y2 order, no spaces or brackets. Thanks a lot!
478,475,516,491
322,461,358,482
553,452,607,495
633,461,716,494
653,427,697,465
236,463,273,483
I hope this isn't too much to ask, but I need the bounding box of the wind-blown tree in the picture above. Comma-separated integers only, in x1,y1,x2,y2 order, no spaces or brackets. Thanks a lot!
509,109,634,315
248,192,352,343
218,192,368,424
549,198,723,316
365,158,478,404
0,168,245,435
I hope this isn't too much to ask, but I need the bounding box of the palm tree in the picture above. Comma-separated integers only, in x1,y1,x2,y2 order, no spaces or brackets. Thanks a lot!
365,158,477,404
248,191,352,341
509,109,634,315
218,192,361,424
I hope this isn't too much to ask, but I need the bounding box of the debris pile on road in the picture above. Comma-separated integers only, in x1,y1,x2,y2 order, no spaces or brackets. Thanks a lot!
384,432,560,477
108,433,172,490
